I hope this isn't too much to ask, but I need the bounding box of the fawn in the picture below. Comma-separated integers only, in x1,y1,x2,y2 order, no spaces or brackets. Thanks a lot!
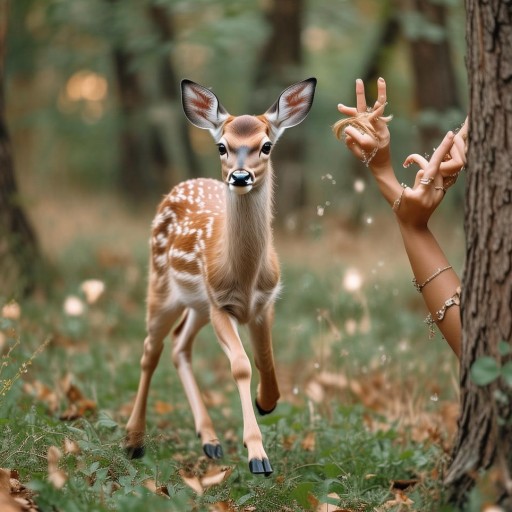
125,77,317,475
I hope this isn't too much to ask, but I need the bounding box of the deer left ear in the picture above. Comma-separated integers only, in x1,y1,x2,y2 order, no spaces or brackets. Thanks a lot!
264,77,317,142
181,79,230,141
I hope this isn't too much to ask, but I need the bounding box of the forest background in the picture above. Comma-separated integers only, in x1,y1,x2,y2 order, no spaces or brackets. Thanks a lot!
0,0,474,511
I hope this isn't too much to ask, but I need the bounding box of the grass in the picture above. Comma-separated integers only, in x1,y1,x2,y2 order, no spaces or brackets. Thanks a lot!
0,212,463,511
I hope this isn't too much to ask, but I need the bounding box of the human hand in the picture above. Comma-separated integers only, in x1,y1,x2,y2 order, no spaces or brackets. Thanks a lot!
393,130,456,229
334,77,392,170
403,117,467,189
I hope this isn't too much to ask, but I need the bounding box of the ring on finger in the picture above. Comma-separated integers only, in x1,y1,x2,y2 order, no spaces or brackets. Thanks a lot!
419,177,435,186
434,186,447,194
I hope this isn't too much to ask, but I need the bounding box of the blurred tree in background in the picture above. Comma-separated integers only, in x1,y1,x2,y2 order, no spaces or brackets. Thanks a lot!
0,0,41,298
2,0,467,287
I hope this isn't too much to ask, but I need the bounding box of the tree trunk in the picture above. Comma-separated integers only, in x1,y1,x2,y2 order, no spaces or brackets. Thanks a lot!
252,0,306,224
0,0,41,298
445,1,512,507
407,0,461,153
148,4,202,181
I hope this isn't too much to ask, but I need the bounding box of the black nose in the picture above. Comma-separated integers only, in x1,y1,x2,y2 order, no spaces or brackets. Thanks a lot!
228,170,253,187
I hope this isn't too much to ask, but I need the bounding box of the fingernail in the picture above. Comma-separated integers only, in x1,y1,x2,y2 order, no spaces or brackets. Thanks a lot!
338,103,344,108
378,77,384,82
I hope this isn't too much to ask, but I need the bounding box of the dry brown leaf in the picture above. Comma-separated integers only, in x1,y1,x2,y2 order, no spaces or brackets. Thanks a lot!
80,279,105,304
390,479,419,491
59,376,97,420
301,431,316,452
47,446,67,489
153,400,174,415
63,438,80,455
315,492,343,511
2,302,21,320
200,466,232,489
178,469,203,495
23,381,59,413
378,491,414,510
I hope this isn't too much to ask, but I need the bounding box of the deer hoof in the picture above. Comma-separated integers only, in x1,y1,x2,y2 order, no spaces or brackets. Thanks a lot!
249,457,273,476
203,443,224,460
255,399,277,416
126,445,145,459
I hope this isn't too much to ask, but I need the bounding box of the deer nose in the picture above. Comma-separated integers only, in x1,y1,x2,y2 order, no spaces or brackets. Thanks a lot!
228,170,254,194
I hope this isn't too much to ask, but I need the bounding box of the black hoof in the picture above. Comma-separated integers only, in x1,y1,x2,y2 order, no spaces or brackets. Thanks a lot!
255,399,277,416
249,458,273,476
203,443,223,460
126,445,145,459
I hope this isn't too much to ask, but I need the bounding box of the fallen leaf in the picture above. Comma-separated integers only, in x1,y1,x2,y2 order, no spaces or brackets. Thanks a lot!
2,302,21,320
315,492,343,512
80,279,105,304
154,400,174,415
47,446,67,489
63,438,80,455
179,469,203,495
301,431,316,452
200,466,232,489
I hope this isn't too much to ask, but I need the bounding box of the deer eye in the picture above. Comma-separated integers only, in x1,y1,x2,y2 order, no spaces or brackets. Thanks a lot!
217,143,227,156
261,142,272,155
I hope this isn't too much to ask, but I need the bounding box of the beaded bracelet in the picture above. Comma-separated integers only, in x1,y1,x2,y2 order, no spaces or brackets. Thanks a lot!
413,265,452,293
425,287,461,339
392,183,408,212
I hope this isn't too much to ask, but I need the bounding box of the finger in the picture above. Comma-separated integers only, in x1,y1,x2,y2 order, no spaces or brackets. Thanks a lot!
368,102,387,121
457,117,468,141
337,103,358,117
373,77,387,109
429,131,455,170
403,153,429,169
344,125,377,149
355,79,367,113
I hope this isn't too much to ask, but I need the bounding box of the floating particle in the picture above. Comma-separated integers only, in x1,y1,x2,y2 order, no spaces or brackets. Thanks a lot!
354,179,365,193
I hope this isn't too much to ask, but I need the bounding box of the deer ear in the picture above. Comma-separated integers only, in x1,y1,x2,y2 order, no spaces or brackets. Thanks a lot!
264,77,317,142
181,79,229,140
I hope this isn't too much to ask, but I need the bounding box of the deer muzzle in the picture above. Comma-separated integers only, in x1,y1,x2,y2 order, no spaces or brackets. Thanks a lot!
228,170,254,195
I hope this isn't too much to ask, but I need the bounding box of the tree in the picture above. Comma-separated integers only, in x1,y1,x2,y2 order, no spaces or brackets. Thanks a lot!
0,0,41,298
106,0,201,198
406,0,462,153
251,0,307,223
445,1,512,507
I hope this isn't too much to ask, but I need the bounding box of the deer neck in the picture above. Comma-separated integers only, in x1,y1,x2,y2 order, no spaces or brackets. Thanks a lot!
219,171,273,281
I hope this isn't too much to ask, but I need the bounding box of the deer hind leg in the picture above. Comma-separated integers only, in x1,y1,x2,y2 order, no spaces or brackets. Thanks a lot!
125,297,183,459
210,307,273,476
248,306,280,416
171,308,223,459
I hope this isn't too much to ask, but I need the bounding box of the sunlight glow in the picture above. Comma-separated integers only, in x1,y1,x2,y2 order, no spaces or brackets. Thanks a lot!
66,71,108,102
343,268,363,292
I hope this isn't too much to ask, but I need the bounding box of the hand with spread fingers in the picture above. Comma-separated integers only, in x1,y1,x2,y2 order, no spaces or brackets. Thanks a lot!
403,117,468,190
334,77,392,171
334,79,467,359
393,130,458,229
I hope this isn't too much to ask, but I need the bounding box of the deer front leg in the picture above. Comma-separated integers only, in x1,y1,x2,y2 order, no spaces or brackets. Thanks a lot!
172,309,223,459
125,303,182,459
248,306,280,416
210,307,273,476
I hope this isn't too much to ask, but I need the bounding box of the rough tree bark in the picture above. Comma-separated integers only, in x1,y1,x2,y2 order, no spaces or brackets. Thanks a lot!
0,0,40,298
445,1,512,507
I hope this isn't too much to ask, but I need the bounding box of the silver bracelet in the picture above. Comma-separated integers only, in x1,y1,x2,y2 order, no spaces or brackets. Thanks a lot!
413,265,452,293
425,287,461,339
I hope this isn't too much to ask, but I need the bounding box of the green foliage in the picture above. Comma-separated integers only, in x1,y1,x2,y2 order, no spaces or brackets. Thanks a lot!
470,346,512,388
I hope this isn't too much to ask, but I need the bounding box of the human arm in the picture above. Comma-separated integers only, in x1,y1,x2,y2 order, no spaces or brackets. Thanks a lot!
334,79,467,357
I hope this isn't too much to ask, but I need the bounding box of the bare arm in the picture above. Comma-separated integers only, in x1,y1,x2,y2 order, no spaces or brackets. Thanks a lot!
335,79,467,358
